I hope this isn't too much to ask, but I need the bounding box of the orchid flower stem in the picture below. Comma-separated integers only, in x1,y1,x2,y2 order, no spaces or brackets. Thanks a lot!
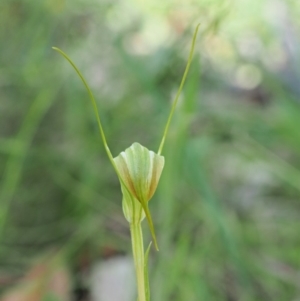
130,222,146,301
53,24,200,301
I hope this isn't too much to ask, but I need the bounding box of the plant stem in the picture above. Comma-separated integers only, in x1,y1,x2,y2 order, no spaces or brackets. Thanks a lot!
130,222,146,301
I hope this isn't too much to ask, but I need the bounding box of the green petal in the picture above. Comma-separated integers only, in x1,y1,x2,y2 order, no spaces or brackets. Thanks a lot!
114,143,165,204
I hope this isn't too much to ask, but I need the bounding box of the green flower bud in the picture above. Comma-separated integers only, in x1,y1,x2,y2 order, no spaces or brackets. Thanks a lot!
114,143,165,206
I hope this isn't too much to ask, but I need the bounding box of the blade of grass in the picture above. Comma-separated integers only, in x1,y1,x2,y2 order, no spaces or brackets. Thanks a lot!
0,89,56,238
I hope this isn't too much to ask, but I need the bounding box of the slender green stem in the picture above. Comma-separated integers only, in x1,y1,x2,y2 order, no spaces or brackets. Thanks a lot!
158,24,200,155
130,222,146,301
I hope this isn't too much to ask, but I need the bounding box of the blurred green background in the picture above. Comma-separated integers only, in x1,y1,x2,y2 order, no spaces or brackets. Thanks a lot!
1,0,300,300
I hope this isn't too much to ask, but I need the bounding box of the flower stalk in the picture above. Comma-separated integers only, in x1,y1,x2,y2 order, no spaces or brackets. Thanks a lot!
52,24,199,301
130,222,146,301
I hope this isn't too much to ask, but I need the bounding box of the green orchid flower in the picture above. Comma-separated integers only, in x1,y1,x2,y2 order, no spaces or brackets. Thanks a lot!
53,24,199,301
114,142,165,245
